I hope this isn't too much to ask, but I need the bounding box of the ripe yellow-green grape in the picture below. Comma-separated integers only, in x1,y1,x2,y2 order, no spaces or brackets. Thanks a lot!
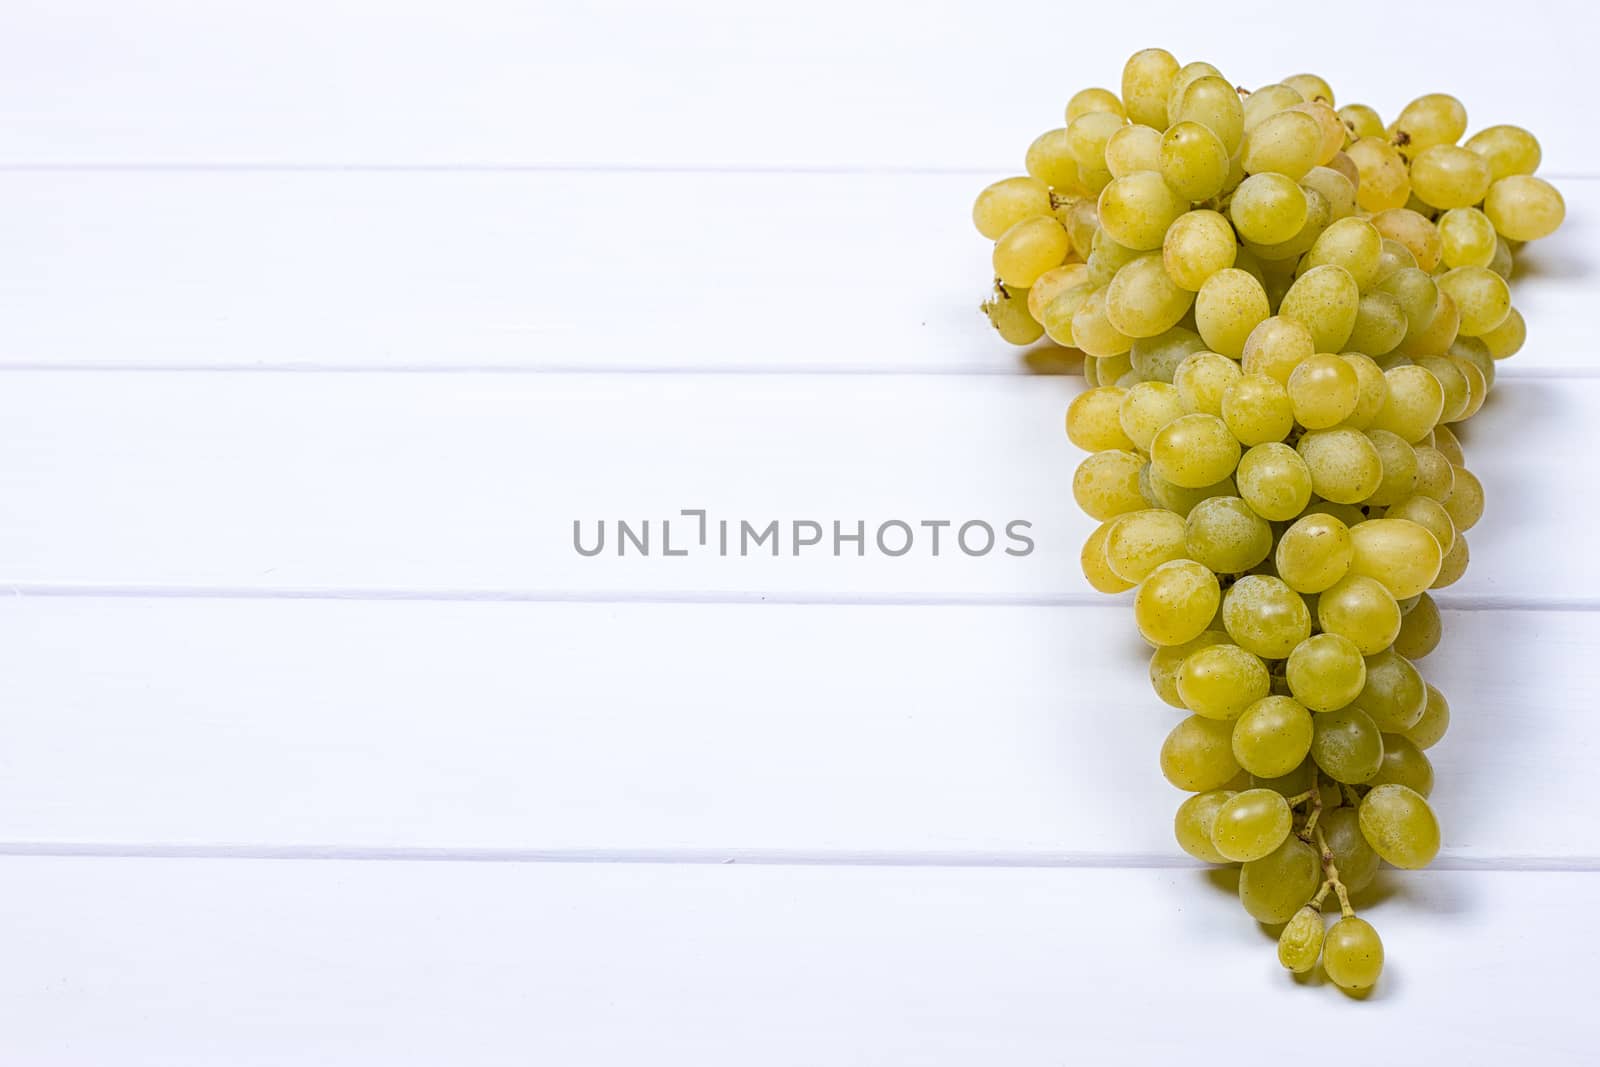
1321,805,1379,893
1241,108,1323,180
1310,704,1384,783
1150,630,1231,707
1185,494,1272,573
1195,268,1271,358
1348,518,1442,600
1304,217,1382,289
1390,93,1467,153
1372,733,1434,796
1279,265,1359,353
1359,783,1440,868
1173,351,1242,416
1437,266,1511,337
1105,254,1195,338
1318,574,1402,654
1236,442,1313,521
1484,174,1565,241
1278,906,1325,974
1242,185,1330,262
1479,305,1526,360
1096,174,1184,255
1464,124,1541,181
1178,641,1271,719
1393,590,1442,660
1145,470,1238,517
1174,788,1237,862
1240,316,1314,384
1150,412,1240,488
1131,326,1207,382
1412,356,1469,423
1242,83,1305,133
1172,75,1244,153
1071,287,1136,357
1162,209,1237,290
1161,714,1242,791
1239,837,1321,924
1370,208,1442,273
1165,62,1223,123
1374,237,1419,282
1067,86,1127,123
1412,446,1456,501
1106,507,1189,583
1397,290,1460,358
1026,263,1089,322
1287,353,1360,429
1136,559,1222,646
1377,267,1439,342
993,216,1072,288
1341,352,1393,427
1160,121,1230,201
1297,102,1345,162
1056,196,1101,256
1432,531,1469,588
1345,137,1411,212
1338,103,1383,140
1223,574,1312,659
1323,917,1383,992
980,287,1045,345
1370,365,1444,443
1296,427,1382,504
1385,495,1455,557
972,176,1053,240
1025,130,1085,192
1067,109,1127,169
1355,647,1427,731
1436,207,1497,269
1363,429,1418,508
1286,632,1367,712
1081,521,1135,593
1065,387,1135,452
1229,172,1308,245
1275,513,1353,594
1301,164,1357,221
1231,696,1314,777
1409,144,1492,210
1119,48,1179,129
1073,449,1147,520
1210,788,1293,861
1442,464,1484,530
1406,684,1450,750
1283,72,1333,106
1221,373,1295,445
1104,124,1163,178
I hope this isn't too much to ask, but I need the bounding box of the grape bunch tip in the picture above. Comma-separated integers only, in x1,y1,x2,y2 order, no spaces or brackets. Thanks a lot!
973,47,1563,994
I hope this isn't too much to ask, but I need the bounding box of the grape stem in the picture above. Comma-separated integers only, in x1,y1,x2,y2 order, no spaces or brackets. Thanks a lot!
1313,824,1355,919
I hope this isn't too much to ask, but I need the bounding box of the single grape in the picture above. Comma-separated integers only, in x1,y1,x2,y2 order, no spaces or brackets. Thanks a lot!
1359,783,1440,868
1072,449,1146,521
1151,413,1241,489
1120,49,1180,130
1355,648,1427,731
1136,559,1222,646
1285,633,1366,712
1279,265,1359,353
1196,268,1272,358
1236,442,1314,522
1232,695,1315,777
1223,575,1312,659
1310,705,1384,784
1106,508,1189,583
1392,590,1443,660
1348,518,1443,600
1211,788,1294,862
1323,916,1384,992
1174,351,1243,417
1174,789,1238,863
1464,124,1541,181
973,176,1052,239
1184,495,1273,574
1099,171,1188,251
1066,387,1135,452
1483,175,1565,241
1405,684,1451,750
1278,905,1326,973
1150,630,1231,707
1321,805,1379,893
1239,837,1322,924
1372,733,1435,796
1067,87,1127,123
1161,714,1243,791
1287,353,1360,429
1222,374,1296,446
1296,428,1383,505
1179,641,1271,720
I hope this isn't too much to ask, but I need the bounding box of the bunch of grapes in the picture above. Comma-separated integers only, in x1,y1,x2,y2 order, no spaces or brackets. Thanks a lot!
973,48,1565,993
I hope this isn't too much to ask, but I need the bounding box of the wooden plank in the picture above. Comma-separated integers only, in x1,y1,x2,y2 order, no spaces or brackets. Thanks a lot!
0,856,1591,1064
0,372,1589,601
0,2,1591,174
0,597,1589,862
0,170,1585,372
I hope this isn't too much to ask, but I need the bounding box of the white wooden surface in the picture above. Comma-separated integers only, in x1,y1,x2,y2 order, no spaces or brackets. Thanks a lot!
0,1,1595,1063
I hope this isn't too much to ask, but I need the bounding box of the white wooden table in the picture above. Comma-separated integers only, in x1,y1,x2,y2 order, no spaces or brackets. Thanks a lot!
0,2,1594,1062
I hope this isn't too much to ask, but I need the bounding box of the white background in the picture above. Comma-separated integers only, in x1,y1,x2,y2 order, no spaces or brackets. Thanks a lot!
0,1,1595,1062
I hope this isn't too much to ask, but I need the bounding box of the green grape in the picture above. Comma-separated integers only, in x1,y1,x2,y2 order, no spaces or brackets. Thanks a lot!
1081,521,1135,593
1119,380,1186,450
1378,267,1440,343
1230,173,1308,245
1412,446,1457,502
1243,83,1306,133
1437,266,1511,337
1359,783,1440,868
1106,508,1188,583
1242,109,1323,179
1185,495,1272,573
1323,917,1384,992
972,176,1053,239
1151,413,1241,488
1286,633,1366,712
1240,316,1314,384
1405,683,1450,750
1166,62,1224,122
1196,269,1272,358
1131,326,1208,383
1354,648,1427,731
1174,351,1243,416
1150,630,1231,707
1321,805,1379,893
1242,184,1329,261
1287,353,1360,429
1391,92,1467,153
1057,196,1101,257
1232,695,1314,777
1436,207,1497,269
1296,428,1382,504
1136,559,1222,646
1098,171,1188,251
1301,164,1358,221
1478,305,1526,361
1283,73,1334,106
1409,144,1492,210
1488,235,1515,278
1348,518,1443,600
1072,449,1147,520
1222,374,1296,446
1373,733,1434,796
1310,705,1384,783
1414,355,1470,423
1211,788,1294,862
1038,284,1093,345
1337,103,1384,140
1464,124,1541,180
1398,289,1460,358
1278,905,1326,973
1174,789,1238,863
1223,574,1312,659
1026,130,1084,192
1066,387,1135,452
1276,513,1352,595
1441,464,1484,530
1145,470,1238,518
1252,760,1316,798
1087,227,1143,286
1293,101,1346,165
1105,124,1164,178
981,286,1045,345
1067,87,1127,123
1386,496,1455,557
1392,590,1442,660
1179,641,1271,719
1431,531,1469,589
1239,837,1322,924
1121,49,1180,130
1027,263,1090,323
1236,442,1313,521
1161,122,1230,201
1163,209,1237,290
993,216,1072,288
1173,75,1245,154
1430,424,1463,464
1362,430,1418,508
1317,575,1401,654
1304,217,1383,289
1161,714,1242,791
1106,253,1195,337
1483,175,1565,241
1370,365,1444,443
1067,110,1127,170
1279,265,1359,353
1340,353,1391,428
1345,137,1411,212
1374,237,1418,282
